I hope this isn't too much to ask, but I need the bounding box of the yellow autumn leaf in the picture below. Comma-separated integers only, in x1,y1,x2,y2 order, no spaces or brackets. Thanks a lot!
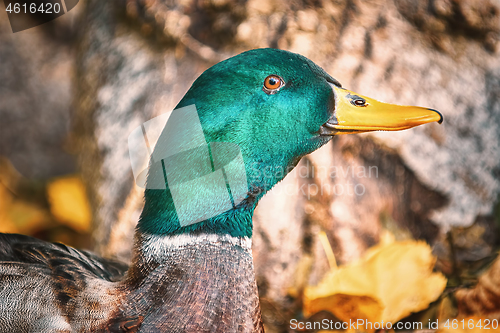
0,181,18,233
4,200,49,233
304,240,447,332
46,176,92,233
0,160,49,234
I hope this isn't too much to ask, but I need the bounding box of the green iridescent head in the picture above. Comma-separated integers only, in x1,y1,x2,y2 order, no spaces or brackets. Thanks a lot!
137,48,442,237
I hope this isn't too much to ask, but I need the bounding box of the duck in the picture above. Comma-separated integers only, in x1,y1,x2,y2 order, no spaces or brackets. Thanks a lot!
0,48,442,333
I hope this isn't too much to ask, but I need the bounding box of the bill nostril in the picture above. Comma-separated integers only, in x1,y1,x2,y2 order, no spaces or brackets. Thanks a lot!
352,98,367,107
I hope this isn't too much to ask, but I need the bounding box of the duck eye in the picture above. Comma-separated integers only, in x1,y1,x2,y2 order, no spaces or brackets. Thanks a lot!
263,75,284,94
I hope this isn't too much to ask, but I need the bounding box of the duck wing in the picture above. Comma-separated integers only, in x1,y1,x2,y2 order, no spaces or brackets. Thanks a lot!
0,233,129,332
0,233,128,281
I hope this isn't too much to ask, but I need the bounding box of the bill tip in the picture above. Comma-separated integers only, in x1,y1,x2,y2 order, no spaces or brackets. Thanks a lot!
428,108,444,124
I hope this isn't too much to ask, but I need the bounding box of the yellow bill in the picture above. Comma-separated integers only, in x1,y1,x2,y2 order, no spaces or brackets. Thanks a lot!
322,86,443,135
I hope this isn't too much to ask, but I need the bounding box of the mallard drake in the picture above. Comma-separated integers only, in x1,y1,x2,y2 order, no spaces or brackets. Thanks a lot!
0,48,442,332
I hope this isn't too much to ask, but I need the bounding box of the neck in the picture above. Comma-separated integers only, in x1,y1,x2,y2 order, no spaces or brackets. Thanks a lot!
137,186,261,238
123,232,264,332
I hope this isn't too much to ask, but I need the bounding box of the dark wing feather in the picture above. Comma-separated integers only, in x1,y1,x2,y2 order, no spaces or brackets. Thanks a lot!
0,233,128,281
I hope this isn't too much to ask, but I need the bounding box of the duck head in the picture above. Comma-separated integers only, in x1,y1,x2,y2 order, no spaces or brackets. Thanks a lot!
138,48,442,237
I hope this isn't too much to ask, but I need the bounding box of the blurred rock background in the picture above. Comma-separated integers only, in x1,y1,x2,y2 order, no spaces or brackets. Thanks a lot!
1,0,500,331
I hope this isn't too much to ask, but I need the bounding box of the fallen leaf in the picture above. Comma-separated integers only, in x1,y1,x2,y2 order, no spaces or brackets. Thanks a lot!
455,256,500,317
304,240,447,332
0,181,49,234
46,175,92,233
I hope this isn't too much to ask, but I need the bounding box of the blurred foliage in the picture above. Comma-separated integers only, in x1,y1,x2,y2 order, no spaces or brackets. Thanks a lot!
300,229,500,333
46,175,92,233
0,156,91,249
304,234,447,332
